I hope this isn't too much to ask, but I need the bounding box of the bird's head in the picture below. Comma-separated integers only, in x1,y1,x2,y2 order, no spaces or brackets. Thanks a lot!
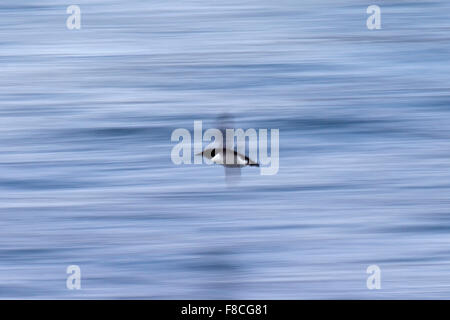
197,148,216,160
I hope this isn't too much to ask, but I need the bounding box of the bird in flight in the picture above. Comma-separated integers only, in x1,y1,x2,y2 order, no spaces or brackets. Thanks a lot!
198,113,259,184
198,147,259,168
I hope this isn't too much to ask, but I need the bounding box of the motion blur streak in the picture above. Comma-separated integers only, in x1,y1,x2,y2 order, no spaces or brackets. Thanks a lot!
1,0,450,298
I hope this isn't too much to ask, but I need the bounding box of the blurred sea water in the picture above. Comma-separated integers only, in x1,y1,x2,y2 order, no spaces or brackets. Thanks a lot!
1,0,450,298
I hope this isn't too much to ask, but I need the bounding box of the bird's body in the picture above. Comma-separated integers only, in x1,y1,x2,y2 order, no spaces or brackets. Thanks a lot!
199,148,259,168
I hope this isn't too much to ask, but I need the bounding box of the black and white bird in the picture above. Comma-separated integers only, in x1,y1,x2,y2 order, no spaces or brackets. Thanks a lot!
198,147,259,168
199,113,258,184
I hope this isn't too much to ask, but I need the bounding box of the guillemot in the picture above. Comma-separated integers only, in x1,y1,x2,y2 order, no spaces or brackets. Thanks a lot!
198,147,259,168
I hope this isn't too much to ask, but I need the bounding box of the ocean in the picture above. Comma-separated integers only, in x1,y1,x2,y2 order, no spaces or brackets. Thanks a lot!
1,0,450,298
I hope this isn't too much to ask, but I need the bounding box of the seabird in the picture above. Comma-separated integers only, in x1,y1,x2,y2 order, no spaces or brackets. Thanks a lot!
198,147,259,168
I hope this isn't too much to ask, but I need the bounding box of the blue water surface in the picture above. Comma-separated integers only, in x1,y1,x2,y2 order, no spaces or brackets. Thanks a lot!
1,0,450,298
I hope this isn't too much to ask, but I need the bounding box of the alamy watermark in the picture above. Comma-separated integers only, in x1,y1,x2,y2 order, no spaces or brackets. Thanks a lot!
171,121,279,175
66,5,81,30
366,265,381,290
66,265,81,290
367,5,381,30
